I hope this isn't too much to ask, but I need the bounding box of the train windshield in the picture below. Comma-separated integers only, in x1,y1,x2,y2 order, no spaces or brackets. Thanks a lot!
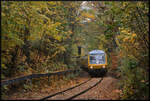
89,53,105,64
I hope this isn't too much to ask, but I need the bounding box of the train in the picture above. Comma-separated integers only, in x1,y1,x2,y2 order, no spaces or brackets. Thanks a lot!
77,49,107,76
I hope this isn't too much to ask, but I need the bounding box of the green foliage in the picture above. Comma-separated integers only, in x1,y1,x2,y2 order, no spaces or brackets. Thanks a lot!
120,57,149,100
111,2,148,99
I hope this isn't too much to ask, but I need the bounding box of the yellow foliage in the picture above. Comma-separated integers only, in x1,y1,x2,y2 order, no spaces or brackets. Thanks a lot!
54,35,61,41
1,12,6,17
59,46,66,52
132,33,137,38
82,12,95,20
68,30,73,34
129,38,135,43
123,37,129,42
121,29,128,33
55,22,61,26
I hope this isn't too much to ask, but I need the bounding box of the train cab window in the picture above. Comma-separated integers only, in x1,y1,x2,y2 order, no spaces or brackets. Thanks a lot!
90,55,96,64
89,53,105,64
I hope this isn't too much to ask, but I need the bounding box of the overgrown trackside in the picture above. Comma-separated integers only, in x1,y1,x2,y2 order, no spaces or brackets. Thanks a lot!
2,69,80,86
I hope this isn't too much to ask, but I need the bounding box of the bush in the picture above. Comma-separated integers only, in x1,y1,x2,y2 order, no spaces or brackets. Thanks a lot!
119,57,149,100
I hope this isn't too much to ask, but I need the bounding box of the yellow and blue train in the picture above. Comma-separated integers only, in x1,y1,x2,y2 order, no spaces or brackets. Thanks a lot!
77,49,107,76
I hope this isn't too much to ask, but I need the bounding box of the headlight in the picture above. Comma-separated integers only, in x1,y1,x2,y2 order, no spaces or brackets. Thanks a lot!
90,66,93,69
103,65,105,68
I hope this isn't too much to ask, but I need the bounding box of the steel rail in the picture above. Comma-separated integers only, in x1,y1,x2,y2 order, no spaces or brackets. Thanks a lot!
66,78,103,100
40,78,92,100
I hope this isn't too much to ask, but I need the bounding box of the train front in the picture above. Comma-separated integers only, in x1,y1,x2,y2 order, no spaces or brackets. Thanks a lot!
88,50,107,70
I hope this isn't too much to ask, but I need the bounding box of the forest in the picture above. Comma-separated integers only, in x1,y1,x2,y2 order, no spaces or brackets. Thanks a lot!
1,1,149,100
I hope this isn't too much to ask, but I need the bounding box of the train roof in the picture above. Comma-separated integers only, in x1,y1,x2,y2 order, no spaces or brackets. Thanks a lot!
89,50,105,55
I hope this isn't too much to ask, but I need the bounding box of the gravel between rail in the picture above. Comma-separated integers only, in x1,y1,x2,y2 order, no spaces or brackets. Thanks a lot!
46,78,102,100
73,74,120,100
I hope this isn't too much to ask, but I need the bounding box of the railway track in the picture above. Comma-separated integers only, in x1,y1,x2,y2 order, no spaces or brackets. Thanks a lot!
40,77,103,100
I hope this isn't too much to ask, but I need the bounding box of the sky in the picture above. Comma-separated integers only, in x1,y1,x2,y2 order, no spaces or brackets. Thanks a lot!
81,1,91,10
